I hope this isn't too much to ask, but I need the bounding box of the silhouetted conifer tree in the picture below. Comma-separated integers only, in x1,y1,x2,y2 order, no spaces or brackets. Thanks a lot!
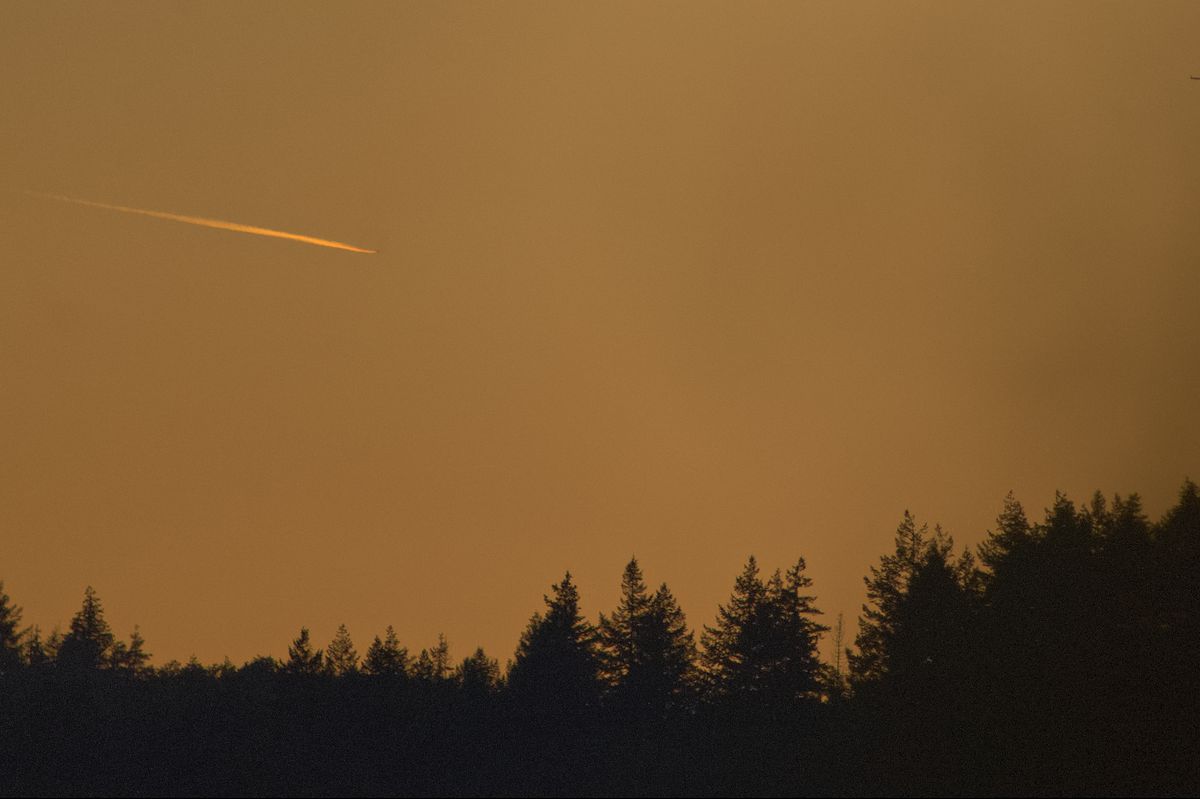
362,625,408,677
863,525,980,795
3,479,1198,798
0,581,22,676
703,556,826,702
1150,479,1200,791
107,626,151,674
885,530,975,686
57,586,115,671
763,558,828,700
853,517,977,688
285,627,324,675
1158,478,1200,550
413,634,452,683
43,628,63,662
1156,479,1200,627
850,513,928,684
598,558,651,688
1034,494,1099,671
1043,491,1092,555
701,556,766,696
508,572,600,712
1102,493,1151,552
978,492,1033,578
977,495,1037,670
108,638,128,670
456,647,500,694
1087,492,1154,648
640,583,697,709
325,624,358,676
22,625,47,669
599,559,697,715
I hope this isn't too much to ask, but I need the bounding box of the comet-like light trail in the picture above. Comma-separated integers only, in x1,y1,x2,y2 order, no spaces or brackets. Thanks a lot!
30,192,377,254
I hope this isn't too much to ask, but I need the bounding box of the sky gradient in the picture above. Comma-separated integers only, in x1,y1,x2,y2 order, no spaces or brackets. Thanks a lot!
2,1,1198,666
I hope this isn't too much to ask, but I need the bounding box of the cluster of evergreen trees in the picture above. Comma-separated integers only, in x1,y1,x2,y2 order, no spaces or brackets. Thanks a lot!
1,480,1197,796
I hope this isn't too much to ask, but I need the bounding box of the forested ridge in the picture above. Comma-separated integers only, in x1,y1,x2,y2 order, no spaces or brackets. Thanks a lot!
1,480,1197,797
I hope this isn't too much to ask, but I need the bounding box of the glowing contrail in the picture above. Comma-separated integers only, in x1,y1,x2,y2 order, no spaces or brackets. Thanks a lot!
29,192,377,254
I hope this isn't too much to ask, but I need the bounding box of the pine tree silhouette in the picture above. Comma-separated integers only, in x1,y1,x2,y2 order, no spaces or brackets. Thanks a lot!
0,581,22,676
850,512,928,684
508,572,599,713
598,558,651,689
413,634,452,683
702,556,826,704
701,555,767,697
362,625,408,677
762,558,828,701
285,627,324,675
456,647,500,694
57,586,116,672
325,624,358,676
2,480,1198,797
599,559,697,716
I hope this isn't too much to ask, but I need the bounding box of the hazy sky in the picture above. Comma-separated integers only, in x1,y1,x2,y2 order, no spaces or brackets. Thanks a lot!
2,1,1198,666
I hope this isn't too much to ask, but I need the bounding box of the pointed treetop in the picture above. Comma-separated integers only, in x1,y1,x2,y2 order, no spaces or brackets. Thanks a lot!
508,570,600,708
285,627,324,675
363,625,409,677
58,585,116,671
326,624,359,676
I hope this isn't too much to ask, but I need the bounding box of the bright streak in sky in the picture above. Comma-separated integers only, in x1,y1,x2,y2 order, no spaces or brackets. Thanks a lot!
30,192,378,254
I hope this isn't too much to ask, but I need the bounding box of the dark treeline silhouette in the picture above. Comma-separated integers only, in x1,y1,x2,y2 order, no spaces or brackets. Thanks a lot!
1,480,1198,796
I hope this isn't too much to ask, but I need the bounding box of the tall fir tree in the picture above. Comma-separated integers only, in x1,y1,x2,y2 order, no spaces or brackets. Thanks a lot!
597,558,652,689
1035,493,1101,668
884,531,975,688
638,583,698,711
508,572,600,713
764,558,828,700
413,634,452,683
860,524,981,796
285,627,324,675
978,492,1034,579
850,512,929,684
598,559,697,714
701,556,767,696
702,556,826,702
57,586,116,671
362,625,409,677
325,624,358,676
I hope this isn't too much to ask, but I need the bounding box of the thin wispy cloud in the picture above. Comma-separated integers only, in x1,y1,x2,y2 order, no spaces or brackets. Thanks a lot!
30,192,377,254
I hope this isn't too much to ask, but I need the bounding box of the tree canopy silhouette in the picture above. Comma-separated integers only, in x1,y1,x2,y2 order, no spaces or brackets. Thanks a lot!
508,571,600,715
1,478,1197,796
598,558,697,717
0,581,22,677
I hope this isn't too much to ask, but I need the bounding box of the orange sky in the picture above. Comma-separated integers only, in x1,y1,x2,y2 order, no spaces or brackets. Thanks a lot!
2,1,1198,667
